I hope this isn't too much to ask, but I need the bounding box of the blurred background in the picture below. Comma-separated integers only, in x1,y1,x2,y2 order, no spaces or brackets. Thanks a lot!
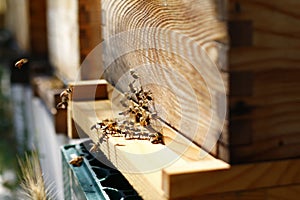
0,0,59,199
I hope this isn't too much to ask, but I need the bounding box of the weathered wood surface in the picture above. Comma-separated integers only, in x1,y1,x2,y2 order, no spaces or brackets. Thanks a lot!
100,0,300,164
164,158,300,199
101,0,229,161
228,0,300,163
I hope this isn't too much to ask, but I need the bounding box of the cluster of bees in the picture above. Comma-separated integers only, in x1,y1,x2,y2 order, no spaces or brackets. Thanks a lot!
89,70,164,153
55,69,164,155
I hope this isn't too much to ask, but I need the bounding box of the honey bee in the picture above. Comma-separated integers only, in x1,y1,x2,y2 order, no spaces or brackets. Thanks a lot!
69,156,83,166
15,58,28,69
130,69,139,79
149,132,164,144
129,82,137,93
90,120,106,131
57,88,72,109
60,88,72,98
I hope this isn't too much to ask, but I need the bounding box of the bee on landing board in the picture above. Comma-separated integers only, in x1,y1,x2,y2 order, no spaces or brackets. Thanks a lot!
15,58,28,69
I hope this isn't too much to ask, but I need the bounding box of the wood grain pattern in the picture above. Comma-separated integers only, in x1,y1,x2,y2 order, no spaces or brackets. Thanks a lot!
163,158,300,199
102,0,228,160
196,184,300,200
101,0,300,164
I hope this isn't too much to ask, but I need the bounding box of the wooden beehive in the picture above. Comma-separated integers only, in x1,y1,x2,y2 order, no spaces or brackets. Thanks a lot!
67,0,300,199
29,0,48,57
227,0,300,163
5,0,48,56
47,0,101,82
99,0,300,164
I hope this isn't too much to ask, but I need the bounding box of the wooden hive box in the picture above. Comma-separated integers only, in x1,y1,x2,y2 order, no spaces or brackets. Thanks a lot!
67,0,300,199
98,0,300,164
47,0,101,82
5,0,48,56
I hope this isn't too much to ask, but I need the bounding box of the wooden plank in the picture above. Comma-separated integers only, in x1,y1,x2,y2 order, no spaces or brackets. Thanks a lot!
71,98,226,199
229,68,300,163
69,79,108,101
67,79,108,138
196,184,300,200
163,158,300,199
228,0,300,70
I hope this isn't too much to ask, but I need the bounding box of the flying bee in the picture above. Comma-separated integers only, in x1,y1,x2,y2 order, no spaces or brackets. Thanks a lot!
15,58,28,69
69,156,83,166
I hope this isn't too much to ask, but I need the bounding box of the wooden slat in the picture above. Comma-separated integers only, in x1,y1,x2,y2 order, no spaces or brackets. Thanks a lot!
163,158,300,199
228,0,300,70
71,94,300,200
229,68,300,163
197,184,300,200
